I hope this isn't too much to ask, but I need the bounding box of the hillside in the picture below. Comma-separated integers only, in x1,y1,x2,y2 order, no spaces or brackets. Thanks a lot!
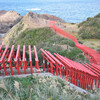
9,27,56,48
78,13,100,39
2,11,66,45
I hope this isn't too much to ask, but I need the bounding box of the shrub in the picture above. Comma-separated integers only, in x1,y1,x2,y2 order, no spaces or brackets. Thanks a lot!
97,48,100,53
67,47,82,59
10,27,56,48
78,13,100,39
0,75,91,100
61,39,75,47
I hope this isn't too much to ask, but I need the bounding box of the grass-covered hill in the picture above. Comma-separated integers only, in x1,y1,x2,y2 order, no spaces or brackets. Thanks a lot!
78,13,100,39
9,27,88,64
0,75,97,100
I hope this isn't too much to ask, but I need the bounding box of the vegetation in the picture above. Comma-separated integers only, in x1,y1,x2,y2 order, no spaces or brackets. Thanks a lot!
78,13,100,39
97,48,100,53
0,75,94,100
10,27,56,49
16,22,24,35
10,27,76,49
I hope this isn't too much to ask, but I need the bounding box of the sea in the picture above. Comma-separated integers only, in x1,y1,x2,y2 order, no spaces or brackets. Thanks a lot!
0,0,100,23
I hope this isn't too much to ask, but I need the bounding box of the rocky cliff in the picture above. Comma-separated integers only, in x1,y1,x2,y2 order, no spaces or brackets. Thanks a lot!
0,10,7,16
0,10,22,34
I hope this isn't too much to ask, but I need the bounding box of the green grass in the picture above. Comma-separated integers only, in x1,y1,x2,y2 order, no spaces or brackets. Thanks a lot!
10,27,56,49
10,27,75,50
60,39,75,47
78,13,100,39
97,48,100,53
0,75,92,100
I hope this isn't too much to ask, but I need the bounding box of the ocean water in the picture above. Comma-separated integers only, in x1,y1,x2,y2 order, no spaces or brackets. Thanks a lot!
0,0,100,23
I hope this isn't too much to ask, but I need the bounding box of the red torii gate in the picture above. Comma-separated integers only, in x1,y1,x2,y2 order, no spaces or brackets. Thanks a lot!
15,45,22,75
49,21,56,28
40,48,55,74
8,45,15,75
0,45,9,75
0,45,39,76
34,46,39,73
45,50,65,76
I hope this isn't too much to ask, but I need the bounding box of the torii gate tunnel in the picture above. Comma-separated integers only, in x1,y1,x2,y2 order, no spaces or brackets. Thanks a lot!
0,21,100,90
50,21,100,65
0,45,100,90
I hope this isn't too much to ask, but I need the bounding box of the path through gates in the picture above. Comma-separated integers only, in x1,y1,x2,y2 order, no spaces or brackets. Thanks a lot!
0,22,100,90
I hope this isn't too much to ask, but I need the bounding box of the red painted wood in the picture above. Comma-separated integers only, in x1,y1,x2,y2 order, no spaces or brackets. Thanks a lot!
29,45,33,74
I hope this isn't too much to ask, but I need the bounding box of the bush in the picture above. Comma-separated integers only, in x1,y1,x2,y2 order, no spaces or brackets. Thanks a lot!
58,50,67,57
97,48,100,53
10,27,56,49
67,47,82,59
78,13,100,39
46,34,65,44
61,39,75,47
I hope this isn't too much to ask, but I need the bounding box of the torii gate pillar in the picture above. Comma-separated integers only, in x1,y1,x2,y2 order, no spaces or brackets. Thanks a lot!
49,21,56,28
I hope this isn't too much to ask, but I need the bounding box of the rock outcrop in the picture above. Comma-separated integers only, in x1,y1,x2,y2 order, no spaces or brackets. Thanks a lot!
21,11,66,29
0,10,7,16
0,10,22,34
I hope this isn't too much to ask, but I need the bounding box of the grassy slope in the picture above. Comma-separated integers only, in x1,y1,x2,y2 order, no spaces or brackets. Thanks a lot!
9,27,88,64
78,13,100,52
10,27,56,48
62,14,100,52
0,75,93,100
78,13,100,39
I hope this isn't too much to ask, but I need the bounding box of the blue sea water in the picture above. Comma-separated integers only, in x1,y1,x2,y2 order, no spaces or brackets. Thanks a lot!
0,0,100,23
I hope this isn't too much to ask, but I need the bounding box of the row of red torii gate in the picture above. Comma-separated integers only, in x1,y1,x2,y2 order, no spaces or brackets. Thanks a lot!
0,21,100,90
